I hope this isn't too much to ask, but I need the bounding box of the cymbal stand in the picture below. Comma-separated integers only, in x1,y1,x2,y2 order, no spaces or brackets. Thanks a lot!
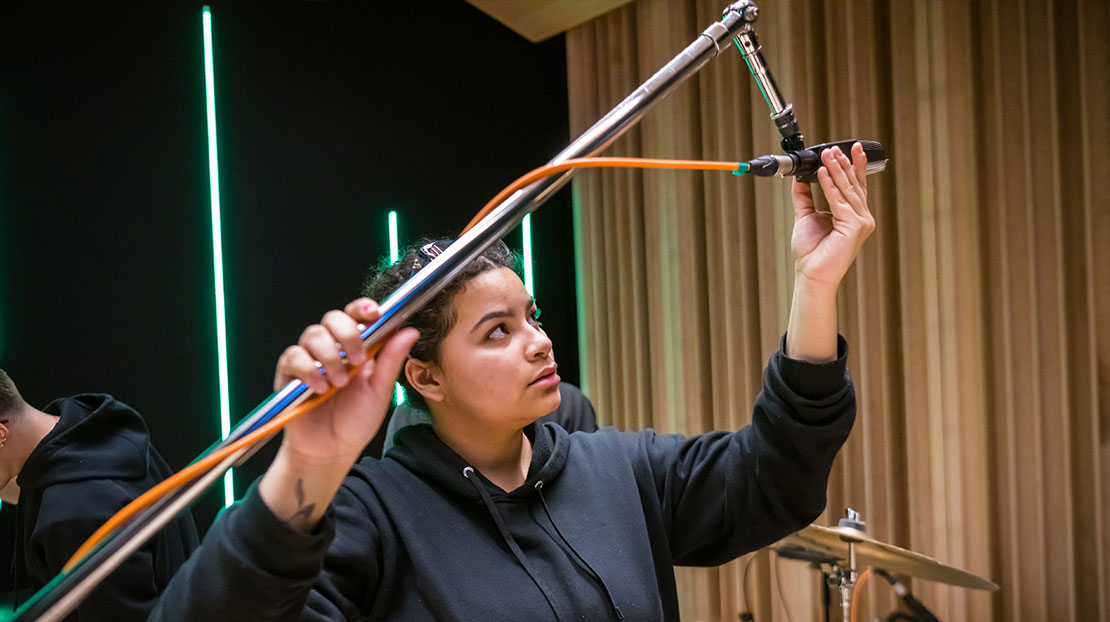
822,569,833,622
773,543,839,622
819,558,857,622
833,508,867,622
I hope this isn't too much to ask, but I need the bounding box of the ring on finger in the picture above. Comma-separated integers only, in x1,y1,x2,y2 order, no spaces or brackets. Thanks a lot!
336,342,350,364
314,360,327,375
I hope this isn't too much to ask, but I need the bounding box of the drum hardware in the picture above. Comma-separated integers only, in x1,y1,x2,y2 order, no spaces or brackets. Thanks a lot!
775,508,998,622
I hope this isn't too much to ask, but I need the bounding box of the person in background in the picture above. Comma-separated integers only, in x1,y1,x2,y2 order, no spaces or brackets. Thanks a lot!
0,370,198,620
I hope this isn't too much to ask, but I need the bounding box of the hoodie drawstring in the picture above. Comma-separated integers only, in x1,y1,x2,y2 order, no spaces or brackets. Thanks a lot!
463,467,566,621
534,481,625,620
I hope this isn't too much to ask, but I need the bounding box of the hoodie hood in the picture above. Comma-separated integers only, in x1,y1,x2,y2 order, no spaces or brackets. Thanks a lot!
17,393,150,490
385,421,570,499
10,393,199,616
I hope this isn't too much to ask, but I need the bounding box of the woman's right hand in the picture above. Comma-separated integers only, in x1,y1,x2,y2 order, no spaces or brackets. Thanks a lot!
273,297,418,464
260,298,418,530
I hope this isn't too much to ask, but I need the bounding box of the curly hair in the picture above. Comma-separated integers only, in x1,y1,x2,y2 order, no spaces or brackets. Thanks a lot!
361,238,520,411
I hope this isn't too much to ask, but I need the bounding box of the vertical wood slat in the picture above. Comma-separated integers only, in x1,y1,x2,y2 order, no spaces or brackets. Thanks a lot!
599,9,627,429
1053,0,1095,615
1004,1,1049,619
942,2,994,617
886,5,928,607
906,4,948,617
565,22,599,406
564,0,1109,619
975,0,1016,618
1077,0,1110,618
1024,3,1075,620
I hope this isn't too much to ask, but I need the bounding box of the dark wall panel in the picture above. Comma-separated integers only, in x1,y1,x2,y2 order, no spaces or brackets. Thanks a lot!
0,0,575,594
0,2,223,554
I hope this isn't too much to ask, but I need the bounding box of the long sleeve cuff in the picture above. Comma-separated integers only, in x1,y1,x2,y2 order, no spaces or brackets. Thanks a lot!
772,334,851,415
228,480,336,580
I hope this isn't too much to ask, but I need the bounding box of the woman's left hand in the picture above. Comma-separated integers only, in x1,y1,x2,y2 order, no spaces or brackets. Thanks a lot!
790,142,875,289
784,141,876,363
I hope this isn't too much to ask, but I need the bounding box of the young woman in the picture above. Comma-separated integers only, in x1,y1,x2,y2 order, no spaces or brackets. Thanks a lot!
152,144,874,621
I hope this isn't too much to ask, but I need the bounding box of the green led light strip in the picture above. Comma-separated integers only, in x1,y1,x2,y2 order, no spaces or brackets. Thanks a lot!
0,197,5,368
571,190,588,397
203,6,234,508
522,214,534,297
388,211,400,263
388,211,406,406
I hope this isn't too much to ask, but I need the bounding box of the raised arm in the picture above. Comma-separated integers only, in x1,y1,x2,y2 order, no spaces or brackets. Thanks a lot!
642,143,873,562
150,300,416,622
259,298,418,532
786,142,874,362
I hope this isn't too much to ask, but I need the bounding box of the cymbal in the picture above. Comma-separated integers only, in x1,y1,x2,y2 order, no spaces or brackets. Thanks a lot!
782,524,999,591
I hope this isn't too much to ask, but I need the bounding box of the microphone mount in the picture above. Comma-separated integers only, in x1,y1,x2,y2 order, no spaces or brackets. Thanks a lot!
729,2,806,152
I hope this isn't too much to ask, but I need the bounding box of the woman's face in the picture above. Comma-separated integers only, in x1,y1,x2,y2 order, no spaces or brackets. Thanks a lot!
429,267,561,428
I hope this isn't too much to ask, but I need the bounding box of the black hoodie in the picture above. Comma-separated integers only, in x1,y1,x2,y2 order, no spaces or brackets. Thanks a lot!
151,340,854,621
13,394,198,621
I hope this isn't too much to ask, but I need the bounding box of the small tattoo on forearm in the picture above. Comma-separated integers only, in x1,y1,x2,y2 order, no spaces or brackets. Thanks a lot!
290,478,316,523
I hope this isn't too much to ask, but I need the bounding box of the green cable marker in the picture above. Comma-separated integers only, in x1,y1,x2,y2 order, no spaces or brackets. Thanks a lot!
735,38,773,111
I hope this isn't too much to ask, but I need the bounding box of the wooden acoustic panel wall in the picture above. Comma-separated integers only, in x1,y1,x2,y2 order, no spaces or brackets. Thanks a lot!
566,1,1109,620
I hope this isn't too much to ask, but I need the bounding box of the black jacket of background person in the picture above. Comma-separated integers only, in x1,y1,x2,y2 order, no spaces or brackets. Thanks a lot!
13,394,199,621
151,338,855,622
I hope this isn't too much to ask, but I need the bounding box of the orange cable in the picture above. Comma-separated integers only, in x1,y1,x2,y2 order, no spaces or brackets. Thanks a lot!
63,155,744,572
850,567,873,622
62,343,382,570
463,157,741,231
